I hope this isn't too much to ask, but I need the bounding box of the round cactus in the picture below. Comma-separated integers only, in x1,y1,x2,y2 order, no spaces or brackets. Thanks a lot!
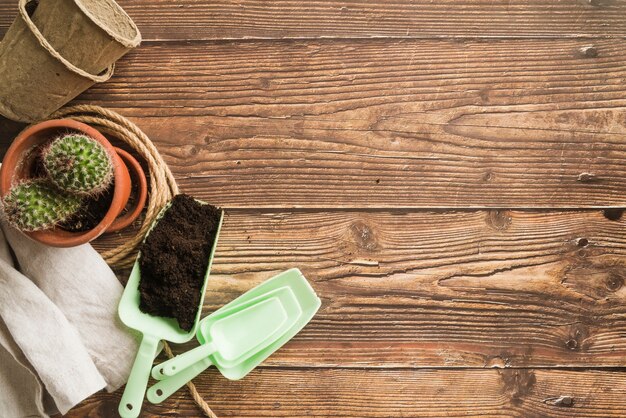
43,134,114,196
2,180,83,232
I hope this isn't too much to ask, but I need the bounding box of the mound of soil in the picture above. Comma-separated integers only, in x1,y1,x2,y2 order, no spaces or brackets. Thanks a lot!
138,194,221,331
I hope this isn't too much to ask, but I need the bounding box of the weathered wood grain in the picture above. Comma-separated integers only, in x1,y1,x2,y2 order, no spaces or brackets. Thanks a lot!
2,0,625,40
95,209,626,368
4,39,626,208
1,1,624,415
62,368,626,417
54,38,626,208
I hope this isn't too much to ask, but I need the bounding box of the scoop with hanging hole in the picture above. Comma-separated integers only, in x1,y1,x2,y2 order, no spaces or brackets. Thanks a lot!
146,268,320,404
117,200,224,418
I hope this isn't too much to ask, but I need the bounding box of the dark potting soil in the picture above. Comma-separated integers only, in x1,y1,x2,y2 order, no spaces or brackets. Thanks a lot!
62,173,141,232
138,194,221,331
30,147,47,178
59,183,114,232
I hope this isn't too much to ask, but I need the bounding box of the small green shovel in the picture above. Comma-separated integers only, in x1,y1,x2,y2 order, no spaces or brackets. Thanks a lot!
147,268,321,404
155,286,300,377
117,201,224,418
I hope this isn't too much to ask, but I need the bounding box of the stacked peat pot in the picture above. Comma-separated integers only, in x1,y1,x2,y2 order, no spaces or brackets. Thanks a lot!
0,0,141,122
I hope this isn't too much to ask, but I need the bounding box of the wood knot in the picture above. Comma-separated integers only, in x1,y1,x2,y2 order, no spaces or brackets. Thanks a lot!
603,209,623,221
544,395,574,407
577,172,598,182
482,171,494,182
605,274,624,292
186,145,199,157
349,220,378,251
565,325,589,352
485,210,511,231
485,355,508,368
259,77,271,89
575,247,589,259
576,238,589,247
579,45,598,58
499,369,536,406
478,88,491,103
561,260,626,300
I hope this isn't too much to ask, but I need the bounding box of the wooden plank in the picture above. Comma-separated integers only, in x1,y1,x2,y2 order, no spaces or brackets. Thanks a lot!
62,368,626,417
2,0,625,40
95,209,626,368
53,38,626,208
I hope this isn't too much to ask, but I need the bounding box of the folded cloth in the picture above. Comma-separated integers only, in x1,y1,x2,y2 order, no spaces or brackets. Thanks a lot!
3,224,139,391
0,220,139,416
0,227,50,417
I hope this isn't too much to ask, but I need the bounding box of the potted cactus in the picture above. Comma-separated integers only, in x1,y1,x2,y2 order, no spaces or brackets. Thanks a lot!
3,179,83,232
0,119,147,247
43,133,114,196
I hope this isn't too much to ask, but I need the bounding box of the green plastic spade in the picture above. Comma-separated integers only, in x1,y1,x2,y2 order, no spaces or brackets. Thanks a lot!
156,286,299,377
146,268,320,404
117,201,224,418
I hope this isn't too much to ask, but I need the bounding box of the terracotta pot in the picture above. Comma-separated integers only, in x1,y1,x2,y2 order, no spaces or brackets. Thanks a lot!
106,147,147,233
0,119,131,247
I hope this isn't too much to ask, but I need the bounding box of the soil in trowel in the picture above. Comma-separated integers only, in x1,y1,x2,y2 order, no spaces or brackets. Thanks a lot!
138,194,221,331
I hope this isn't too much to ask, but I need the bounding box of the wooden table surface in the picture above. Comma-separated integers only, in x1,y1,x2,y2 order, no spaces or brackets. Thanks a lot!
2,0,626,416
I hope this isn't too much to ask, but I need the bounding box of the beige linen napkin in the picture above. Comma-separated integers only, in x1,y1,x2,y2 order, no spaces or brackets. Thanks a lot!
2,224,139,391
0,228,47,416
0,322,51,417
0,220,139,416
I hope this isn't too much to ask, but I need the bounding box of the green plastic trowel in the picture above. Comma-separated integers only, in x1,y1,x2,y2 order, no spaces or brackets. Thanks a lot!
117,201,224,418
157,286,300,376
146,268,321,404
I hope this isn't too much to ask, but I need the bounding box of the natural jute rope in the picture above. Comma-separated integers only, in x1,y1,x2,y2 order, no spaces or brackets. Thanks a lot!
48,105,218,418
163,342,218,418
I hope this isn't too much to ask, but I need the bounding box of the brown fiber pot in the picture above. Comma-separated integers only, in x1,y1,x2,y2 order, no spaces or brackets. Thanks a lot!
0,119,131,247
32,0,141,75
0,0,114,122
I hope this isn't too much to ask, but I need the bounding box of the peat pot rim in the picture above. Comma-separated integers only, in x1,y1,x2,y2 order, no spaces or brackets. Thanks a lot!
18,0,114,83
74,0,142,48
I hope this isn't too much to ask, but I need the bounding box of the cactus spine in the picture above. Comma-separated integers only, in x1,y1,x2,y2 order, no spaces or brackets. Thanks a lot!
43,134,113,196
2,180,83,231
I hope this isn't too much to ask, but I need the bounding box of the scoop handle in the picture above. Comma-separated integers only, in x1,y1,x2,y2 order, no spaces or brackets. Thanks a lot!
152,342,216,379
147,357,213,404
119,334,160,418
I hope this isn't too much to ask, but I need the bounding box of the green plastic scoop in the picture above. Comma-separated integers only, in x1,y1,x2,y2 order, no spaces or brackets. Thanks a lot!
146,268,320,404
117,201,224,418
156,286,300,377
